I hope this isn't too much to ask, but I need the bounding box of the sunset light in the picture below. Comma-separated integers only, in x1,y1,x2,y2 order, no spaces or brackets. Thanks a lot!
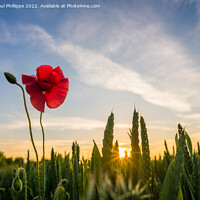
119,147,131,158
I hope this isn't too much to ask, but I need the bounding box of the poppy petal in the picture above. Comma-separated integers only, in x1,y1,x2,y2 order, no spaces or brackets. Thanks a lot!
22,75,38,86
49,71,61,84
45,78,69,109
36,65,52,82
53,66,65,79
26,83,46,112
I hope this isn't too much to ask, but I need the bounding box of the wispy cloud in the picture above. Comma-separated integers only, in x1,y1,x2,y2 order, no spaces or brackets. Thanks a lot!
53,42,191,112
177,113,200,120
0,114,129,131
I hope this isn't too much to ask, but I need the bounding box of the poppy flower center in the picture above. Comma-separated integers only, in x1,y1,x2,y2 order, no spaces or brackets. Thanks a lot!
38,81,53,91
38,71,61,92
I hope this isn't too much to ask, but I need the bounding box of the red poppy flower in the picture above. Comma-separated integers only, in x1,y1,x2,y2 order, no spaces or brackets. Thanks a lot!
22,65,69,112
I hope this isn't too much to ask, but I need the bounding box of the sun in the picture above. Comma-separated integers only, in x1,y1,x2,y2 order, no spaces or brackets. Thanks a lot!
119,147,126,158
119,147,131,158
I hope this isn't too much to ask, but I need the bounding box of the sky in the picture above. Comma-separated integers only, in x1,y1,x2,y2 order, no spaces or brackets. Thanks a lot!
0,0,200,160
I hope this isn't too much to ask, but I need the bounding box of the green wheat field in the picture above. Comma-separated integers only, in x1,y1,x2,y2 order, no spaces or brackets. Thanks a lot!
0,109,199,200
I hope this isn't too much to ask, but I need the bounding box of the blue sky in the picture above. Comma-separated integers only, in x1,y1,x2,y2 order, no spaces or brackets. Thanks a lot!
1,0,200,159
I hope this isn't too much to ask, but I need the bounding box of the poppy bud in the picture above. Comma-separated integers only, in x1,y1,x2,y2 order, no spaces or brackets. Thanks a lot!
4,72,17,84
12,177,23,192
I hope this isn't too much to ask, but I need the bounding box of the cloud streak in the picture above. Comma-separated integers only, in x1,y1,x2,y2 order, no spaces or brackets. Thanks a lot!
53,42,191,112
0,114,130,131
177,113,200,120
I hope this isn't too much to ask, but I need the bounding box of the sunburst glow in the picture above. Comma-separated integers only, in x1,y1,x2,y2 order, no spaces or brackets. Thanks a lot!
119,147,131,158
119,147,125,158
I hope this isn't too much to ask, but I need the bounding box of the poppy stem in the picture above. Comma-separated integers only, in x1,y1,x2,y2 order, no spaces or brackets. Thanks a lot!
16,83,41,200
40,112,45,199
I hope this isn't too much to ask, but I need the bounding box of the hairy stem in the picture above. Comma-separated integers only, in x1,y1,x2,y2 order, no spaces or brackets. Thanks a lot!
40,112,45,199
16,83,41,199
